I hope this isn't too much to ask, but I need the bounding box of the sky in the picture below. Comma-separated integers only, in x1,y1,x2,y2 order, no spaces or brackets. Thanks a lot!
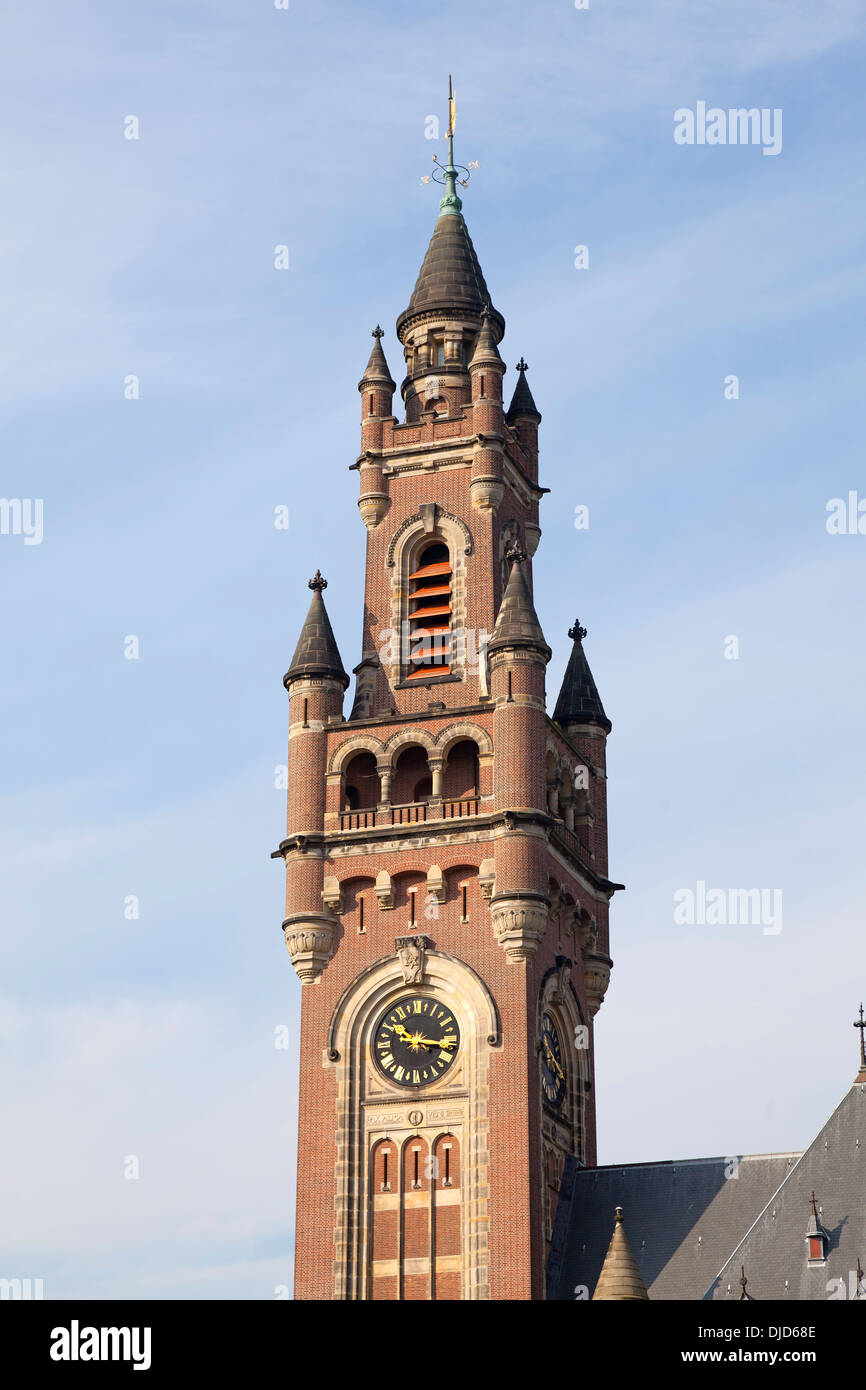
2,0,865,1300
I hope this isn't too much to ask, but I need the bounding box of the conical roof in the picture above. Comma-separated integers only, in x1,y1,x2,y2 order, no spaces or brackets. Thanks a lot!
468,310,504,370
487,542,550,661
506,358,541,422
359,325,395,390
592,1207,649,1301
552,622,610,732
283,572,349,690
396,211,503,341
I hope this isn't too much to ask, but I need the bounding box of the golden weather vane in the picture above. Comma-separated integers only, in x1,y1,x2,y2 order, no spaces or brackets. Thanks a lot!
418,76,480,200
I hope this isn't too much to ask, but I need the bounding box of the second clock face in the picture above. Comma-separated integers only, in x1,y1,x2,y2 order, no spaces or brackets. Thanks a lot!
541,1012,566,1109
374,995,460,1088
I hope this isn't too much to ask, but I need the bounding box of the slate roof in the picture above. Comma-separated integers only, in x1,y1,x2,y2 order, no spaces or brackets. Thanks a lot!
550,1152,799,1300
552,624,611,733
283,575,349,690
551,1076,866,1300
707,1081,866,1300
396,212,504,340
506,361,541,422
487,545,551,661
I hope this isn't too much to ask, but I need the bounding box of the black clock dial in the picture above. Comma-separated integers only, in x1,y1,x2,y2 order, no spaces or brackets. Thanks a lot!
540,1012,566,1108
374,995,460,1088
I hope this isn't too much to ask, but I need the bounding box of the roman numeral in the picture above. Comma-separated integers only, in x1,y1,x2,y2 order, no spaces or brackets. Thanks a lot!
394,1065,405,1081
412,1000,422,1014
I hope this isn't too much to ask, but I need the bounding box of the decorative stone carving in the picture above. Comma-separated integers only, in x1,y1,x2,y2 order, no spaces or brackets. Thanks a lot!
582,950,613,1019
426,864,445,904
358,493,390,529
576,909,597,951
550,954,572,1006
478,858,496,900
490,894,549,963
321,876,343,914
524,522,541,557
283,913,336,984
470,476,505,511
395,934,429,984
375,869,394,910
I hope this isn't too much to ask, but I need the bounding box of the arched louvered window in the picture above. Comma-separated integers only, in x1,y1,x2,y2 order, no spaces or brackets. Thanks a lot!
407,541,451,679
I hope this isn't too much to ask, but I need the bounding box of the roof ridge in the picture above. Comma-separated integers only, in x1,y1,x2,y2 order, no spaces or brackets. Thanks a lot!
700,1081,864,1299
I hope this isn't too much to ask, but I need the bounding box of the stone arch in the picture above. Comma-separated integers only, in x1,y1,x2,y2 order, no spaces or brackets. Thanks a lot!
326,947,500,1300
433,721,493,759
328,734,386,776
383,727,437,761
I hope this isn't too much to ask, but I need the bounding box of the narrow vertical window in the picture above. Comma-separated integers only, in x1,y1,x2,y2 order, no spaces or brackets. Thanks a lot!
461,885,468,921
480,374,485,397
407,541,451,679
302,697,309,726
358,896,365,934
409,889,416,926
382,1148,390,1191
368,392,374,415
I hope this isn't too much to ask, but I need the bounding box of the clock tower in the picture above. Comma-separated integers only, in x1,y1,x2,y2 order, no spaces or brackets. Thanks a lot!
275,112,620,1300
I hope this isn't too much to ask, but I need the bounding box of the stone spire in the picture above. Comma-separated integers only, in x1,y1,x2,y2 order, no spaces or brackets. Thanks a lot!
467,306,504,369
359,325,396,391
552,621,611,733
487,542,551,661
854,1002,866,1083
592,1207,649,1301
506,357,541,423
283,571,350,691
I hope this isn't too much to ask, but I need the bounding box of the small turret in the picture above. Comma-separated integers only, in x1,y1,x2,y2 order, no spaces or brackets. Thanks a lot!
592,1207,649,1301
552,621,610,735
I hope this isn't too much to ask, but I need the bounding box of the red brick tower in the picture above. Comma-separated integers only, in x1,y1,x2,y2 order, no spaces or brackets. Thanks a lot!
276,117,620,1300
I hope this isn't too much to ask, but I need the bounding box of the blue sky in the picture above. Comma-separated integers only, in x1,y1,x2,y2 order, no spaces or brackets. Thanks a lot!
2,0,865,1298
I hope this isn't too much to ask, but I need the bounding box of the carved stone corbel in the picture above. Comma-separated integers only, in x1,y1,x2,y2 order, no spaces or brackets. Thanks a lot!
478,858,496,901
490,894,548,963
321,876,343,914
375,869,394,910
283,913,336,984
426,864,445,905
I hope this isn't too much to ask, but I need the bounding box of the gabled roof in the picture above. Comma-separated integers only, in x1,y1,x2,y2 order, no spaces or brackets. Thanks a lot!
706,1081,866,1300
549,1151,799,1301
283,572,349,691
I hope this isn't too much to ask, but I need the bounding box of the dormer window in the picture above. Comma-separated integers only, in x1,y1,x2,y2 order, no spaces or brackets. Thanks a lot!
407,541,451,679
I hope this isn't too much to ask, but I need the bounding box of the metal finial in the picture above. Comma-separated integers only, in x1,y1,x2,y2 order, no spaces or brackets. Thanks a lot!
809,1190,819,1218
568,621,588,643
308,570,327,592
855,1003,866,1070
505,540,527,565
615,1206,624,1224
516,356,529,373
738,1267,748,1299
372,325,384,340
856,1256,864,1297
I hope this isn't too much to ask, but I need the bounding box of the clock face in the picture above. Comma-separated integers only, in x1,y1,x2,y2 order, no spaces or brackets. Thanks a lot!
373,995,460,1088
540,1012,566,1109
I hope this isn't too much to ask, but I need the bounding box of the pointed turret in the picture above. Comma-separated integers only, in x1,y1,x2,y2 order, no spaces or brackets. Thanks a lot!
592,1207,649,1301
468,307,504,370
396,85,503,343
358,325,396,392
506,357,541,423
487,542,551,661
553,621,611,734
283,572,350,691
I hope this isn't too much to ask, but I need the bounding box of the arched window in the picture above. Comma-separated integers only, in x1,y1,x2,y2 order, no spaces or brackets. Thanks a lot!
442,739,479,800
407,541,452,680
343,751,380,810
391,745,432,805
